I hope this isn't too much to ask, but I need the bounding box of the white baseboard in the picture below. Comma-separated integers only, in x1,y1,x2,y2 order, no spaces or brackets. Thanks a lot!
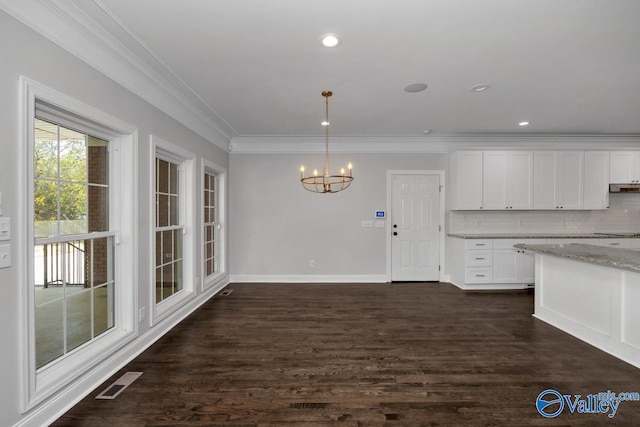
229,274,388,283
15,277,230,427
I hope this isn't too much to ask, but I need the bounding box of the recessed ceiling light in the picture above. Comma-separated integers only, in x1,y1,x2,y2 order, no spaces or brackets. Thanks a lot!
470,84,490,92
519,121,530,126
404,83,428,93
321,121,330,126
320,33,341,47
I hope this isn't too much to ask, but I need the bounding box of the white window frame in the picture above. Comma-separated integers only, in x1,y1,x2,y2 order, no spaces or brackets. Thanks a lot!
150,136,195,325
201,159,227,290
19,77,138,410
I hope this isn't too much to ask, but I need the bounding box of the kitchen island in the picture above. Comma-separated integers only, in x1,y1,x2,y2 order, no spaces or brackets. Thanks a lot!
515,243,640,369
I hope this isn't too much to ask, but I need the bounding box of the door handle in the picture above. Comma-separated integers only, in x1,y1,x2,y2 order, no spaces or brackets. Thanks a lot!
393,224,398,228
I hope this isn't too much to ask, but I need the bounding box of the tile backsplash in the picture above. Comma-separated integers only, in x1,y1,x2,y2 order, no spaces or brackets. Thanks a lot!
449,194,640,234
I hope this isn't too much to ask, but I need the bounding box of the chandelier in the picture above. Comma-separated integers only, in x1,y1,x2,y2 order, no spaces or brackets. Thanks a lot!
300,91,353,193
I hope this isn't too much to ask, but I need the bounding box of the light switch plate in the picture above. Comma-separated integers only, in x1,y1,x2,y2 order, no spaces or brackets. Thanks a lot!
0,217,9,241
0,244,10,268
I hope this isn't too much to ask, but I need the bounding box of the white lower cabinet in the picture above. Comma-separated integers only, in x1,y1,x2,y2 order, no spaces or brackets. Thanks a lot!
492,239,544,284
627,239,640,250
452,237,639,289
451,238,544,288
463,239,493,283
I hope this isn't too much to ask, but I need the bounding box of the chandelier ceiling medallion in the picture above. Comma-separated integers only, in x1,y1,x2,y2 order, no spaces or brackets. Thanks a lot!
300,90,353,193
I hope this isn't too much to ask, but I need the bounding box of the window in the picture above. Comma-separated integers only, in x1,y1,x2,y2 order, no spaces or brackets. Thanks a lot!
152,137,194,323
202,160,226,289
154,157,183,303
21,78,137,409
203,171,217,277
33,119,114,368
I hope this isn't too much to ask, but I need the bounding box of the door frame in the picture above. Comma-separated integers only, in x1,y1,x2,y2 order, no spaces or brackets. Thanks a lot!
386,170,446,282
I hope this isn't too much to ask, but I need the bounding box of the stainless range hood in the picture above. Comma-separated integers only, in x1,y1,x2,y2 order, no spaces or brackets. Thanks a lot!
609,184,640,193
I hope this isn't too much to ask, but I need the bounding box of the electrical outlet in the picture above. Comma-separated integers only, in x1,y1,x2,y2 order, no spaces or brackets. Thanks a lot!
309,259,315,268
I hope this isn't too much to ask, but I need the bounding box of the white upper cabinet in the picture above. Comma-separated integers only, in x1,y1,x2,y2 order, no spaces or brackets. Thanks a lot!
583,151,609,210
450,150,614,211
482,151,533,210
450,151,483,209
609,151,640,183
533,151,584,209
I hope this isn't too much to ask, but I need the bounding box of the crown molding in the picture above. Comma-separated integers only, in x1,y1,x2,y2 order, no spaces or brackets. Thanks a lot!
230,134,640,154
0,0,233,151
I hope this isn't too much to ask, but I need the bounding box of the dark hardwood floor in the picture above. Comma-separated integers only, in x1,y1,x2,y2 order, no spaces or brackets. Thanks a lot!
52,283,640,426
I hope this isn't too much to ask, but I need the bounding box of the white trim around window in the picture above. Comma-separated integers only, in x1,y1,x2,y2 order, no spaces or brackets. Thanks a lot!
201,159,227,291
150,135,196,326
19,77,138,411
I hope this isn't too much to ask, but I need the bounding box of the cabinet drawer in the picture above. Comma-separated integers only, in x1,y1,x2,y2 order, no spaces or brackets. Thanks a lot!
598,239,627,248
465,239,493,250
465,267,493,283
465,250,493,266
492,238,546,249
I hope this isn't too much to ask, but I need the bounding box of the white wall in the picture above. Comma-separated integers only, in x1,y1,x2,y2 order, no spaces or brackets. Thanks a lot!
229,152,448,281
0,11,229,426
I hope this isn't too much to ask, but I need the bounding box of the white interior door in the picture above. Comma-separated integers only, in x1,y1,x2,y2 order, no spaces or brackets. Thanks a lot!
391,174,441,281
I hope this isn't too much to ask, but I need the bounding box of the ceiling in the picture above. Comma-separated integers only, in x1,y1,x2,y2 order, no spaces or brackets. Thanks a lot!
70,0,640,138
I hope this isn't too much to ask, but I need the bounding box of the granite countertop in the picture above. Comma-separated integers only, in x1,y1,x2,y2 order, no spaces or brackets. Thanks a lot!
514,243,640,273
447,233,624,239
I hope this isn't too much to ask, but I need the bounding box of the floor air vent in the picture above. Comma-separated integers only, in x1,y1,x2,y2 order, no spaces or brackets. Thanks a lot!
220,288,233,296
96,372,143,400
290,402,329,409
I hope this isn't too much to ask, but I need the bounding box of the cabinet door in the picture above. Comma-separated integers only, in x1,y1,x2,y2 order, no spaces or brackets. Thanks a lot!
516,250,536,284
482,152,507,209
493,249,518,283
627,239,640,250
556,151,584,209
450,151,483,209
584,151,609,209
533,152,558,209
609,152,638,183
507,152,533,209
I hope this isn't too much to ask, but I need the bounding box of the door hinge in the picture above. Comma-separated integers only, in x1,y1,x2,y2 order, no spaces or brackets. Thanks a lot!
439,225,441,232
438,265,441,271
439,185,443,193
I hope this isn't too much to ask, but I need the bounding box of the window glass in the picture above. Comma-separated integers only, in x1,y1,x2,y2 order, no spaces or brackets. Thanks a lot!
155,157,183,304
33,119,114,369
